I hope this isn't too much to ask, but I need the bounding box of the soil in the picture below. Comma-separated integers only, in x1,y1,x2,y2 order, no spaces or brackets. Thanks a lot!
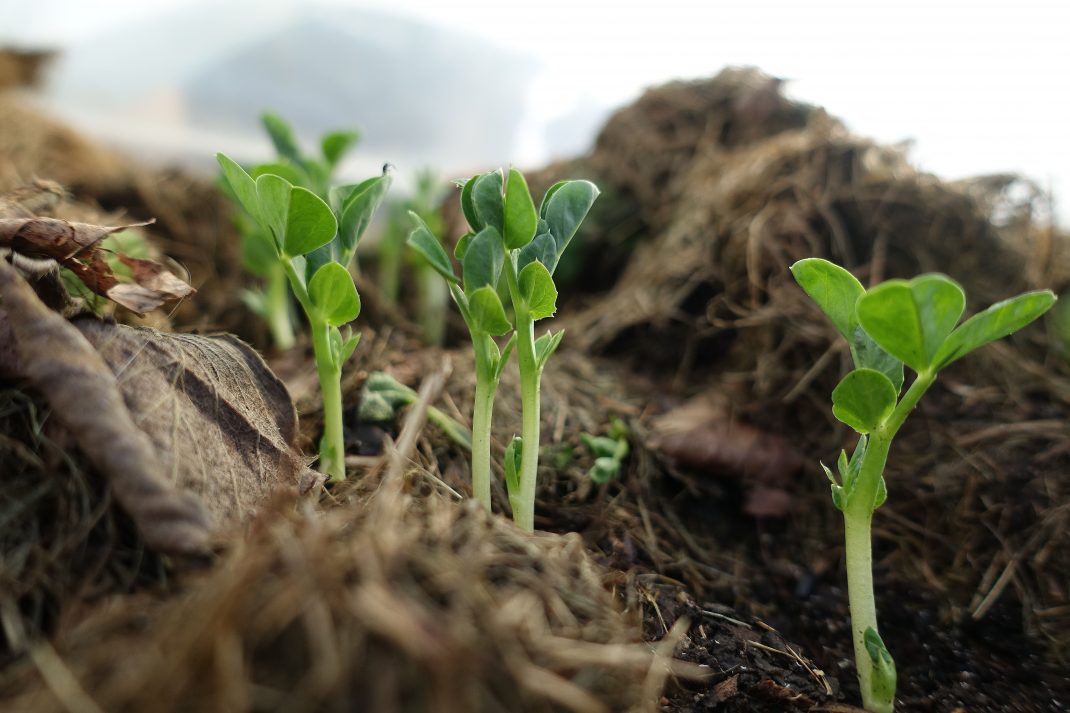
1,66,1068,712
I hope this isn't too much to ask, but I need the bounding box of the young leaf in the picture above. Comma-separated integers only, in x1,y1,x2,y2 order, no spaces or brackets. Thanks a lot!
454,232,474,260
255,173,291,247
504,436,522,495
338,174,392,260
261,112,303,166
503,168,537,250
217,153,261,219
851,327,905,393
589,457,620,484
340,328,361,363
517,232,559,274
543,180,599,256
863,627,897,705
471,170,504,233
250,161,310,190
534,330,564,370
857,275,965,372
933,290,1056,370
321,129,360,168
831,368,897,434
822,462,848,511
284,186,338,256
518,260,558,320
538,181,566,218
462,226,505,294
309,262,360,326
467,286,512,336
406,211,458,283
460,175,480,230
495,333,518,381
790,258,865,339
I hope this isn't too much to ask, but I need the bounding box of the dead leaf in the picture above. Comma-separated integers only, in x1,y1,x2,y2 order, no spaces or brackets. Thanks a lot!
0,215,195,314
0,261,318,555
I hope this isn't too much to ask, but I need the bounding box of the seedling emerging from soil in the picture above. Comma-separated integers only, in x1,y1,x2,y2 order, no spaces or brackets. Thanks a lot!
217,152,390,483
582,418,630,483
407,169,598,528
359,371,472,450
229,113,363,349
791,258,1055,713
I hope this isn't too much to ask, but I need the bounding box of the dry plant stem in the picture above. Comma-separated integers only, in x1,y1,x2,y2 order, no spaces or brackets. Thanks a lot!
844,371,933,713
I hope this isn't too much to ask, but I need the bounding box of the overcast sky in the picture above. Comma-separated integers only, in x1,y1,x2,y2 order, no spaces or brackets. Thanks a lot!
3,0,1068,220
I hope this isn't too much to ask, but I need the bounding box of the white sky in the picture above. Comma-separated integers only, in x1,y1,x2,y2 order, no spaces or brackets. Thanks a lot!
3,0,1069,219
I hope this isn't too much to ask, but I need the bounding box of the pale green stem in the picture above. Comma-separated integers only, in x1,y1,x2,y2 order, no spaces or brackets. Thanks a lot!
266,266,296,350
419,267,448,346
843,370,934,712
283,259,347,483
470,372,495,512
503,258,541,531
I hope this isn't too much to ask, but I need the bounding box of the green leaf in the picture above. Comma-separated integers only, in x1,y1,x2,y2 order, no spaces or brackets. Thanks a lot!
873,476,888,509
495,333,517,381
309,262,360,326
504,436,522,496
851,327,905,393
460,175,480,230
518,261,558,320
321,129,360,168
790,258,865,339
933,290,1057,370
261,112,302,165
340,329,361,364
589,457,620,484
217,153,260,220
831,368,897,434
454,232,474,259
542,179,599,256
863,627,897,705
534,330,564,370
249,161,310,190
471,170,504,233
241,227,279,276
821,463,848,511
517,232,558,274
284,186,338,256
539,181,566,218
467,286,512,336
255,173,291,247
406,211,458,283
503,168,537,250
338,174,392,261
462,226,505,294
857,275,965,372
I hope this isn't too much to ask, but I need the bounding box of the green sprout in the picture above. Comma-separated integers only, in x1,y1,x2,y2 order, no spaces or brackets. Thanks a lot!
359,371,472,450
227,113,363,350
379,169,450,345
216,150,390,483
581,418,630,484
407,168,598,529
791,257,1055,713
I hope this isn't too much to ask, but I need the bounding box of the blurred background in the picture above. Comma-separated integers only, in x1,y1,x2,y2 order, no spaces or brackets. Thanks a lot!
1,0,1067,220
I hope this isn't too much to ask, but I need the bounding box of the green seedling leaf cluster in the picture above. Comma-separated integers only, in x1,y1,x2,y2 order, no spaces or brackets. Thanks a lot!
581,418,630,484
791,257,1054,713
222,113,387,351
378,170,451,345
359,371,472,450
217,130,391,483
407,168,598,529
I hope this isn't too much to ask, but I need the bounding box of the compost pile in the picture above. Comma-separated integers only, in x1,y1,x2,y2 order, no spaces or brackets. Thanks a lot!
1,62,1067,712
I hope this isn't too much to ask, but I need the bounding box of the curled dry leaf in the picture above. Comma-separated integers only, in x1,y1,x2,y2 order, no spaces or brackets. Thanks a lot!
0,216,194,314
0,261,318,555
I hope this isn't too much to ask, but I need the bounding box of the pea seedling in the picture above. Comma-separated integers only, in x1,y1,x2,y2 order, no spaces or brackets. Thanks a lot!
407,168,598,529
359,371,472,450
581,418,630,483
217,151,390,483
791,258,1055,713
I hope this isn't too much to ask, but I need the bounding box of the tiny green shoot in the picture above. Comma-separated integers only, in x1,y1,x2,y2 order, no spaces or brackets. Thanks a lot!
407,168,598,528
359,371,472,450
791,257,1055,713
581,418,630,483
216,146,390,483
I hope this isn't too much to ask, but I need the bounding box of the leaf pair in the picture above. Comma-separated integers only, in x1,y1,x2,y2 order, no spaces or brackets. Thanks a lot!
792,258,1055,434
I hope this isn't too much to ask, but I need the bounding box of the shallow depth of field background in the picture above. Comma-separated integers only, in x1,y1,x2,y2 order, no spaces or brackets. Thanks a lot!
1,0,1067,221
